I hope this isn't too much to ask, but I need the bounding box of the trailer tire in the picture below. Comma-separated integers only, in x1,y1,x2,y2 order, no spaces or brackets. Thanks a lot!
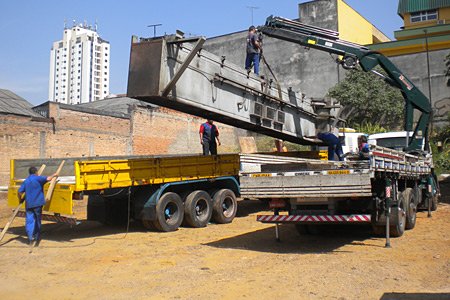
212,189,237,224
404,188,416,230
390,195,406,237
184,190,212,228
152,192,184,232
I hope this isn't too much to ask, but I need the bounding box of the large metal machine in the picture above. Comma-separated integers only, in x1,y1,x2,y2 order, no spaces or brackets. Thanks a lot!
259,16,432,152
127,33,341,145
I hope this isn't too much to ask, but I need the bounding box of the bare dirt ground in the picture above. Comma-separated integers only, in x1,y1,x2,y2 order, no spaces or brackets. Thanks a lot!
0,190,449,300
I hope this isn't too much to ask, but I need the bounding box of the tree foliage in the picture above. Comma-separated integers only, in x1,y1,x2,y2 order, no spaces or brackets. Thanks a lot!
327,66,404,129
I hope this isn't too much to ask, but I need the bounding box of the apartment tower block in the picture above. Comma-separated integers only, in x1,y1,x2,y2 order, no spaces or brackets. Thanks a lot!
49,22,110,104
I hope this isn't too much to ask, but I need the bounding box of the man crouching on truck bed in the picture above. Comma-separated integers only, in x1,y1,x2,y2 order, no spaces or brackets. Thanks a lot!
305,132,344,161
18,167,58,246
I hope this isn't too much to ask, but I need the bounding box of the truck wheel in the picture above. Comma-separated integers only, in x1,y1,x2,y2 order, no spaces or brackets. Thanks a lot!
390,195,406,237
152,192,183,232
184,190,212,228
404,188,416,230
212,189,237,224
431,195,438,211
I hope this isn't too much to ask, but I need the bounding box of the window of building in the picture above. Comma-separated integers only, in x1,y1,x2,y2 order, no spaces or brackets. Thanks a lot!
411,9,438,23
76,37,81,43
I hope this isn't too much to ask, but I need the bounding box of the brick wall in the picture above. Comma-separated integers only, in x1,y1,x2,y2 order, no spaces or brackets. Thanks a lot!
0,102,241,186
131,106,240,155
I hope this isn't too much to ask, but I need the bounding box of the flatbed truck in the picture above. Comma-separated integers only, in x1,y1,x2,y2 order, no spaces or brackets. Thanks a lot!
6,17,440,243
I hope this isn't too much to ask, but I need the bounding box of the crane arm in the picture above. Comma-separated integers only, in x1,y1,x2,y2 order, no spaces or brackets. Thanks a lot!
258,16,432,152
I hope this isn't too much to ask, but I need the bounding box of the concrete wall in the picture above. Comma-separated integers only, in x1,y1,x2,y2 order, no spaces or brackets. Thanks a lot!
389,49,450,126
203,0,343,99
0,103,239,186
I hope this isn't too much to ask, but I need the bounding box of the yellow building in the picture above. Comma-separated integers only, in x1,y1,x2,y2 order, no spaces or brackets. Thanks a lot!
370,0,450,56
336,0,390,45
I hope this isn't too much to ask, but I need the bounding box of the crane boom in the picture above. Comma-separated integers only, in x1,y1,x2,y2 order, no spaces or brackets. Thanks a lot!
259,16,432,152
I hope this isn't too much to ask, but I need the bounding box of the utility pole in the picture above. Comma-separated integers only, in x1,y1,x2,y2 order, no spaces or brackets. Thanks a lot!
424,29,434,163
247,6,259,25
147,23,162,37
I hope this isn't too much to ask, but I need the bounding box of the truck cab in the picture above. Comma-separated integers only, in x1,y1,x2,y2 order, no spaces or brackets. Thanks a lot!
368,131,425,152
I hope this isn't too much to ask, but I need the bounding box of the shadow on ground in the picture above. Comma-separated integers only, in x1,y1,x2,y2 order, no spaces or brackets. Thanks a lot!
0,220,147,247
204,223,385,254
380,292,450,299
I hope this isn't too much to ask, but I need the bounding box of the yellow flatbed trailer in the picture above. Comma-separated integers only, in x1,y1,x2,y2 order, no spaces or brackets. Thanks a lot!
8,154,240,231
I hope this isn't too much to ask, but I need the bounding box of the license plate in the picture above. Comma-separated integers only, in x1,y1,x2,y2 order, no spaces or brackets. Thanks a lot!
251,173,272,177
327,170,350,175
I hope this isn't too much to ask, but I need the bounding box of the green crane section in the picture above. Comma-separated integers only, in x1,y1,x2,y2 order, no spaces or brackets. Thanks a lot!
259,16,432,152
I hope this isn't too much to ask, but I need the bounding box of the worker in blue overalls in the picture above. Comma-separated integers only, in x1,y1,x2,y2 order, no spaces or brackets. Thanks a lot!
199,119,221,155
306,132,344,161
18,167,57,246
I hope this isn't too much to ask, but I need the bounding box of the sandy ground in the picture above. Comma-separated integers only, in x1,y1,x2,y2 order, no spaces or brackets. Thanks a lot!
0,190,449,300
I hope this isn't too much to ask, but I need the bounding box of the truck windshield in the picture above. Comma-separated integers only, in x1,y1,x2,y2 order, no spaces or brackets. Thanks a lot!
375,137,407,151
375,137,424,151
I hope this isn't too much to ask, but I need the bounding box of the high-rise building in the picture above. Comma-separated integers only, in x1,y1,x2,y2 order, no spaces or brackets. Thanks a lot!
49,22,110,104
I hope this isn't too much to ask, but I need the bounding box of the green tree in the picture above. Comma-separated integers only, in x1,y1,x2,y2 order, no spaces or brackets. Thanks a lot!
327,66,404,129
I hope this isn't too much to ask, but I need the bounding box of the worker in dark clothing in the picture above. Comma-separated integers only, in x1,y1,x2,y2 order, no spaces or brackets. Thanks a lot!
306,132,344,161
18,167,57,246
245,26,261,75
358,135,370,160
199,119,221,155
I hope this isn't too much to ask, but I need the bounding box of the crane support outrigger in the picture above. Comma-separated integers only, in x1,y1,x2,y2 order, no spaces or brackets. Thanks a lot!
259,16,432,152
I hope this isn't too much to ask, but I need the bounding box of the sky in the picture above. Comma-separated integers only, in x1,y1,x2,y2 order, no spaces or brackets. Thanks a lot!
0,0,403,105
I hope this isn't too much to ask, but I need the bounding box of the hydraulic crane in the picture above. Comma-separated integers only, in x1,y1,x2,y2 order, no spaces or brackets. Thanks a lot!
259,16,432,152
